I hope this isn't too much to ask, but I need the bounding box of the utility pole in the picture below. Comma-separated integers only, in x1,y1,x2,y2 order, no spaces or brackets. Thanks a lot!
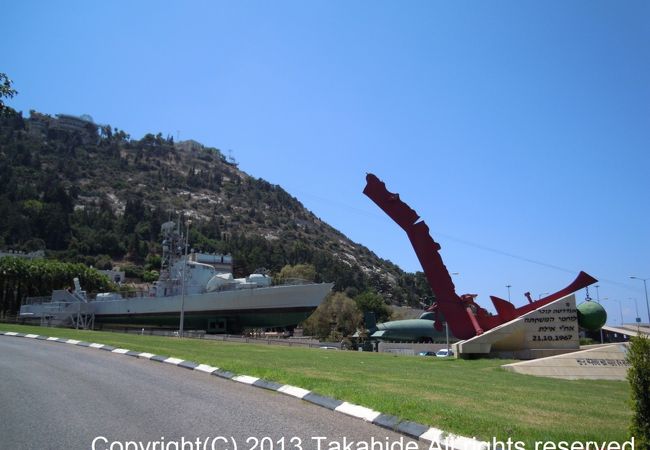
630,277,649,325
179,219,192,337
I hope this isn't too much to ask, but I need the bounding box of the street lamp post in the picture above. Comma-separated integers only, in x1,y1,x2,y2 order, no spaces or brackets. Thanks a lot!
630,276,649,325
179,219,192,338
631,297,640,332
613,299,624,326
506,285,511,302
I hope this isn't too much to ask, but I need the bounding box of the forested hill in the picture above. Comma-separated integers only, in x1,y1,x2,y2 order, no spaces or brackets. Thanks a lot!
0,109,432,307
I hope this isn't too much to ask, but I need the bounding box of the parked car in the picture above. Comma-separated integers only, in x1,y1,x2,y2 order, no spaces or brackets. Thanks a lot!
435,348,454,358
417,351,436,356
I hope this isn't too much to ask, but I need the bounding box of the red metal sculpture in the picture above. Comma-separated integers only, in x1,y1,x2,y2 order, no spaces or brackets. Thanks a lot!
363,173,597,340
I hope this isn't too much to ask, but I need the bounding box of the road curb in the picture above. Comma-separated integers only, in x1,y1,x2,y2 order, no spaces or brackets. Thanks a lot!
1,330,488,450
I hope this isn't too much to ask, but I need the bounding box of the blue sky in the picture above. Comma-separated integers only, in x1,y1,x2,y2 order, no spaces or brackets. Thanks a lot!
3,1,649,325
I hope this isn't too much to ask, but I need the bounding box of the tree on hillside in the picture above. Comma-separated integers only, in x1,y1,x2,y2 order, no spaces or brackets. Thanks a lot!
354,290,392,323
301,292,362,340
0,73,17,116
276,263,316,283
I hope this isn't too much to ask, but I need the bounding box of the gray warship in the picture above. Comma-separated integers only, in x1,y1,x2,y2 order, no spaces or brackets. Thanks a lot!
20,221,333,333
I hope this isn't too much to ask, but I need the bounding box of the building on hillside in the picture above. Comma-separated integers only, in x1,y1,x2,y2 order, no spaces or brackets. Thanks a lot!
175,139,204,154
99,268,126,284
26,111,50,137
49,114,99,144
26,111,99,144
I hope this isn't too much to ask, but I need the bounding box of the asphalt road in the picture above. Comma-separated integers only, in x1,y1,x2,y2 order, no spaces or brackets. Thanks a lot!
0,337,424,450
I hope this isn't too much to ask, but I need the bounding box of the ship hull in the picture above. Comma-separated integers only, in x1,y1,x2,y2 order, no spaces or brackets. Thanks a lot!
22,282,333,334
94,307,317,332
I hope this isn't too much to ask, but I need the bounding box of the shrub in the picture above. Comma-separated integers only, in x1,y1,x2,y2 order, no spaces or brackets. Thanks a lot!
142,270,159,283
627,334,650,446
122,264,144,279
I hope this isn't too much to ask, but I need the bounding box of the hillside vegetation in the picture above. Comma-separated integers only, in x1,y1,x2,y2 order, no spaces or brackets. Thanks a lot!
0,109,433,317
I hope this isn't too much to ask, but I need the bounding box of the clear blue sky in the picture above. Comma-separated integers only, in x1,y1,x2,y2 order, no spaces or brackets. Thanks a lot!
4,1,649,325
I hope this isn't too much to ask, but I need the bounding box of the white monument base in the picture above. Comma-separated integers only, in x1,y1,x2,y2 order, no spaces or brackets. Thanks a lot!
452,294,580,360
502,343,629,380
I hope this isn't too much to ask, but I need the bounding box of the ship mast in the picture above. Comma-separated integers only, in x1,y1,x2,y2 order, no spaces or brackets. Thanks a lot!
159,221,183,282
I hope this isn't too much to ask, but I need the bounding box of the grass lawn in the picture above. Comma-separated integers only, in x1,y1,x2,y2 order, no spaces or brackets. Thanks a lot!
1,324,631,445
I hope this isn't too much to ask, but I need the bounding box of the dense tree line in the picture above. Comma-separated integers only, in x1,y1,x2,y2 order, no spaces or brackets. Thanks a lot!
0,257,112,318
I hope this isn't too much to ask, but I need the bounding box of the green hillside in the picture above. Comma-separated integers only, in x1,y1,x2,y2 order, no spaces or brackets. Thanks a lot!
0,109,433,318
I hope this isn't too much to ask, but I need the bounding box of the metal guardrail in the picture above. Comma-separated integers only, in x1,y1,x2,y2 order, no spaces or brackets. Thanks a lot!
97,327,341,348
203,334,341,348
0,316,19,324
22,296,53,305
275,278,313,286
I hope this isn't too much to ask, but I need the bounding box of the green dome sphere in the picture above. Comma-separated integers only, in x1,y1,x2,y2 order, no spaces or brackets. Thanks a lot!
577,301,607,331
